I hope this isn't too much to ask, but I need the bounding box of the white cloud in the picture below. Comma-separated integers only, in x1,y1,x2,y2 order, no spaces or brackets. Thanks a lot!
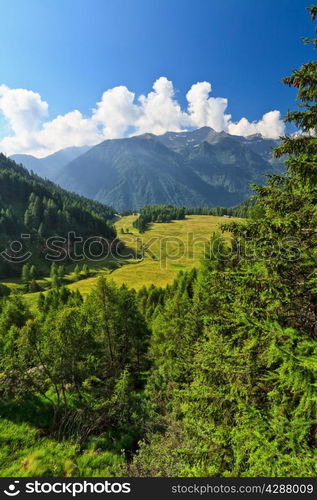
186,81,231,132
92,85,139,139
227,110,284,139
0,85,48,135
0,78,285,157
37,111,102,153
136,77,186,135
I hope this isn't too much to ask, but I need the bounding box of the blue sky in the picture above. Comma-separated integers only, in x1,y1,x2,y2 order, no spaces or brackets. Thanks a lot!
0,0,315,156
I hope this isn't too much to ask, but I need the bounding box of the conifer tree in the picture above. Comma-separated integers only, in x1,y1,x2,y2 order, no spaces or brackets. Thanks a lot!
82,263,89,276
29,265,37,280
21,263,31,283
74,264,81,281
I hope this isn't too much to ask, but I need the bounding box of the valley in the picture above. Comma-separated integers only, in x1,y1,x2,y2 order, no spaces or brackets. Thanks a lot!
15,214,237,308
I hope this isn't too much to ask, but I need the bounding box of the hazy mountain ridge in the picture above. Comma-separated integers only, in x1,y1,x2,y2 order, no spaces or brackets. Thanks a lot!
10,145,90,179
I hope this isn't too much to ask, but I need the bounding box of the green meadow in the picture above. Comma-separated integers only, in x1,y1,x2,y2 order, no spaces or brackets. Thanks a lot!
17,214,236,308
105,214,234,289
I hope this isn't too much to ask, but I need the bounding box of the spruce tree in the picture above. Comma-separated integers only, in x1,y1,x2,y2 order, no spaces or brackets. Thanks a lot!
29,265,37,280
21,263,31,283
74,264,81,281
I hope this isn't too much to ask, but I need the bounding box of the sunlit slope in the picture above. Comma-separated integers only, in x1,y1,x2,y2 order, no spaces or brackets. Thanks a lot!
68,214,237,292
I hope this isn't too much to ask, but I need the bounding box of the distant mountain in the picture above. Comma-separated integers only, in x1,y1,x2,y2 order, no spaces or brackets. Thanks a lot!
57,135,214,209
55,127,283,212
10,145,90,179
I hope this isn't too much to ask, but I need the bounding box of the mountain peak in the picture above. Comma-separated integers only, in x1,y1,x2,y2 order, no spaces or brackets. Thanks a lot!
196,126,215,133
134,133,156,140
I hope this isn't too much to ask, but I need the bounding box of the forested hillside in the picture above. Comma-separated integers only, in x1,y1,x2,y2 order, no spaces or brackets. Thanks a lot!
0,155,116,278
130,15,317,475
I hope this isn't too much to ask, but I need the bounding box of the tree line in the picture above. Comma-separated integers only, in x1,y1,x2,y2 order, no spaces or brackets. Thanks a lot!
185,197,256,218
131,200,254,234
133,204,186,232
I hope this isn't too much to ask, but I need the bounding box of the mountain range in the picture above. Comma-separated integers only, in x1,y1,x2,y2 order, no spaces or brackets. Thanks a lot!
10,127,284,212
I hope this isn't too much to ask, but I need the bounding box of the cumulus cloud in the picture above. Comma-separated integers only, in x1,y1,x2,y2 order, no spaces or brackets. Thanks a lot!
37,111,102,153
227,110,285,139
93,85,139,139
136,77,186,135
0,85,48,134
0,77,285,157
186,81,231,132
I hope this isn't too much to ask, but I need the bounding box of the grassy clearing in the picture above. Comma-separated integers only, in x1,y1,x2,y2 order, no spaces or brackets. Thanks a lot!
69,214,237,292
4,214,239,308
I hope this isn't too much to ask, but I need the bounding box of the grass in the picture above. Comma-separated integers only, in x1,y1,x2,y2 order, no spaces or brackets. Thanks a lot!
69,214,237,292
0,419,125,477
0,397,128,477
3,214,239,308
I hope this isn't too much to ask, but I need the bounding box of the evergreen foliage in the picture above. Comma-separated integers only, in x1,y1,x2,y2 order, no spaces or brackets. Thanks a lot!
133,205,186,233
185,197,256,218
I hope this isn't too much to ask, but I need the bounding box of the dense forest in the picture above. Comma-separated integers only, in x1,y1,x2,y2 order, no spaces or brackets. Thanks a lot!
0,7,316,478
131,201,252,234
185,197,256,218
0,155,116,279
133,205,186,232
